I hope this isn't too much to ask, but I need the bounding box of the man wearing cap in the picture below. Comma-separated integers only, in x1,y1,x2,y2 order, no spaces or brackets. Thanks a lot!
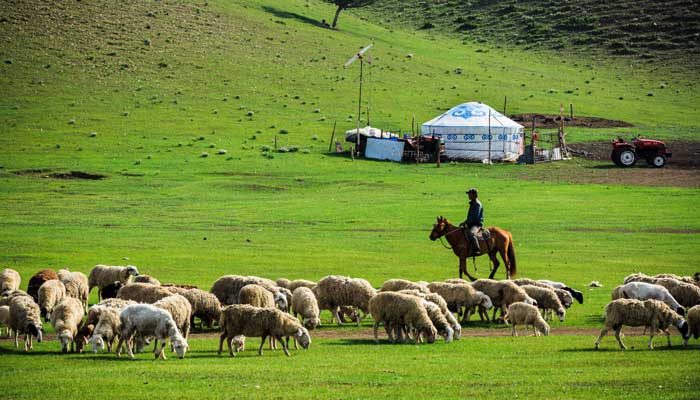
461,188,483,256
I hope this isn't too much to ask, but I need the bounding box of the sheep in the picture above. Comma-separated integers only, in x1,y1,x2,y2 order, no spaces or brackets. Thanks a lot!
427,282,492,322
276,278,291,288
50,297,85,353
0,305,11,337
684,305,700,348
0,289,31,306
165,286,222,328
100,281,124,300
594,299,689,350
115,303,189,360
512,278,552,289
116,282,173,304
520,285,566,322
623,272,657,285
652,279,700,308
368,292,437,344
153,294,192,339
611,282,685,316
472,279,537,322
8,295,43,351
238,284,276,308
291,287,320,330
218,304,311,357
313,275,376,326
653,273,699,287
58,269,89,311
553,288,574,309
134,274,161,285
286,279,316,293
504,302,550,337
397,289,461,339
88,265,139,300
210,275,278,306
38,279,66,320
379,279,430,294
84,298,136,353
26,269,59,302
0,268,21,294
536,279,584,304
421,300,453,343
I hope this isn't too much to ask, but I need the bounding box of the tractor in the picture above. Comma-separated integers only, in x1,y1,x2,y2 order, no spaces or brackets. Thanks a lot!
611,136,672,168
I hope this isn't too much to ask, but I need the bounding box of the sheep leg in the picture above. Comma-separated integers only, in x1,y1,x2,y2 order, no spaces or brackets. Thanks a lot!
227,337,235,357
664,329,672,348
373,321,380,343
511,325,517,336
14,330,19,348
280,336,291,356
594,327,608,349
258,335,267,356
614,327,626,350
156,341,167,360
115,337,124,357
218,332,226,355
332,307,343,326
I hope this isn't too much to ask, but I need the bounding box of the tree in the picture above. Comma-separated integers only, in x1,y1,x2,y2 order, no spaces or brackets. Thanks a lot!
324,0,375,29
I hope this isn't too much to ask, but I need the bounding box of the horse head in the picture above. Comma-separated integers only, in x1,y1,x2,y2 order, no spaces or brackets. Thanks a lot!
429,216,449,241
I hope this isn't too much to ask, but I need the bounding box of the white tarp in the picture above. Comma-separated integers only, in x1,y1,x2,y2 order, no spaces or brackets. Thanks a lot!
421,102,524,161
365,137,405,162
345,125,397,142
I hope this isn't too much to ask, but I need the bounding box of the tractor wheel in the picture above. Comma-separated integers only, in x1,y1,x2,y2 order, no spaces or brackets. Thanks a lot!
649,154,666,168
611,151,622,166
615,149,636,167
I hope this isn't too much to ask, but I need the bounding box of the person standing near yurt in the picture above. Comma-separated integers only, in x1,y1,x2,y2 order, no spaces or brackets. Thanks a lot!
460,188,483,256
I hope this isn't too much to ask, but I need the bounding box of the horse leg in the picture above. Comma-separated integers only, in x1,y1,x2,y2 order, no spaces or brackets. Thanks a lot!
460,257,477,281
488,253,501,279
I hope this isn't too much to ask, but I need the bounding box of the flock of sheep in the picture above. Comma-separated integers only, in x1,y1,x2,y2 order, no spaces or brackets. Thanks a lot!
1,266,699,361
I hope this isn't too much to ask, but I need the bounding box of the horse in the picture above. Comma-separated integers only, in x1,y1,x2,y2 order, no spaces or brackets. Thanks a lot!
429,216,517,281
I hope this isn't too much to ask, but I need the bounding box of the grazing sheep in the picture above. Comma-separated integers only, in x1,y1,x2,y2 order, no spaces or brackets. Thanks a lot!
134,275,161,285
427,282,492,322
0,268,21,293
210,275,278,306
286,279,317,293
536,279,584,304
504,302,550,337
38,279,66,320
472,279,537,322
50,297,85,353
115,303,189,360
276,278,291,288
84,299,136,353
595,299,689,350
238,284,275,308
684,305,700,348
26,269,59,302
653,279,700,308
218,304,311,357
116,282,172,304
0,305,11,337
368,292,438,344
313,275,376,326
165,286,222,328
291,287,320,330
421,300,453,343
512,278,552,289
0,290,31,306
162,283,199,289
8,295,43,351
653,273,699,287
88,265,139,300
380,279,430,294
58,269,89,311
397,289,461,340
520,285,566,322
622,272,657,285
100,281,125,300
611,282,685,315
553,288,574,309
153,294,192,339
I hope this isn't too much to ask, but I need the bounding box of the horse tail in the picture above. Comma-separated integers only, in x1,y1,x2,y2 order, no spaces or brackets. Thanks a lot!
507,236,517,278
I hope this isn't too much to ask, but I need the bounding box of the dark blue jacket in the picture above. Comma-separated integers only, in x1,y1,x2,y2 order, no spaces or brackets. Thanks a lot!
466,199,483,227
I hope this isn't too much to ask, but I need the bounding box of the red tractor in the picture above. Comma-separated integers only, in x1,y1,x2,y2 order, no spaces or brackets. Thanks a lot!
611,136,672,168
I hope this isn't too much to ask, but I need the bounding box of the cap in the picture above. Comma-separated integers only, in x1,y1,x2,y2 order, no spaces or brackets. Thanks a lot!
466,188,478,195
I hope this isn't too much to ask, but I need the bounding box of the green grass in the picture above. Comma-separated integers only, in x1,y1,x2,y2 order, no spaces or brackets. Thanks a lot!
1,0,699,398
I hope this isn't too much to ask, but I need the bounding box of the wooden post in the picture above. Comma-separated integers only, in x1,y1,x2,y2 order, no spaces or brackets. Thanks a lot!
503,96,507,115
433,132,441,168
274,135,277,151
328,121,337,152
530,115,536,164
416,135,420,164
570,103,574,120
411,115,415,136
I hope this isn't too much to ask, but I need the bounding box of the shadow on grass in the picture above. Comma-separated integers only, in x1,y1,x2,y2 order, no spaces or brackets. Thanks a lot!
261,6,322,27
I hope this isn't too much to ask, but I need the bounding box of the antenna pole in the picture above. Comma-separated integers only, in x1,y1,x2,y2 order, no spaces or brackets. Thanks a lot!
356,58,363,156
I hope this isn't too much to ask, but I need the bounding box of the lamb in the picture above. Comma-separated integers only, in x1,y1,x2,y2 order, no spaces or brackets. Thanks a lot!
88,265,139,300
684,305,700,348
153,294,192,339
134,275,161,285
594,299,689,350
238,284,276,308
0,305,11,337
427,281,493,322
218,304,311,357
100,281,125,299
286,279,317,293
85,298,136,353
165,286,222,328
536,279,584,304
472,279,537,322
368,292,437,344
520,285,566,322
291,287,320,330
58,269,89,311
652,279,700,308
0,268,21,294
379,279,430,294
115,303,189,359
611,282,685,316
50,297,85,353
504,302,550,337
116,282,173,303
312,275,376,326
210,275,279,306
8,295,43,351
26,269,59,302
38,279,66,320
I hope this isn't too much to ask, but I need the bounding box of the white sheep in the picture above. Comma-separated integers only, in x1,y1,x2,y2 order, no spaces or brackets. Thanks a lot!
8,295,43,351
379,279,430,294
684,305,700,348
504,302,550,337
38,279,66,320
313,275,376,326
88,265,139,300
520,285,566,322
595,299,689,350
611,282,685,315
58,269,89,311
0,268,21,294
0,305,11,337
368,291,437,344
291,287,320,330
218,304,311,357
115,303,189,360
50,297,85,353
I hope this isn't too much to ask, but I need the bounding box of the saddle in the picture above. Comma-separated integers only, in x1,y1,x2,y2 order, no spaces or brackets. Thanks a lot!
478,227,491,241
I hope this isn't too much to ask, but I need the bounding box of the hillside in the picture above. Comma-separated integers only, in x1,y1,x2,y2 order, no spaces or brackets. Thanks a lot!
356,0,700,68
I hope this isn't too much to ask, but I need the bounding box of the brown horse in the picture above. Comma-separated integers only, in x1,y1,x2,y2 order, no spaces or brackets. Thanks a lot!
429,216,517,281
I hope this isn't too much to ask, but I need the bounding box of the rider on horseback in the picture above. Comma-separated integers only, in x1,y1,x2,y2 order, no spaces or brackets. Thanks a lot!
461,188,483,256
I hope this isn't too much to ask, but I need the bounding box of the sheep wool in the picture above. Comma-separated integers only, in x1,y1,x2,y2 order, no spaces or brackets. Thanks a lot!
210,275,278,306
59,270,89,310
291,286,320,330
504,302,550,337
521,285,565,322
116,303,188,360
0,305,11,337
26,269,59,303
8,295,43,351
380,279,430,294
0,268,21,294
166,286,222,328
153,294,193,338
368,291,437,344
313,275,376,326
286,279,317,293
50,297,85,353
88,265,140,300
684,305,700,348
238,284,276,308
38,279,66,320
116,283,173,304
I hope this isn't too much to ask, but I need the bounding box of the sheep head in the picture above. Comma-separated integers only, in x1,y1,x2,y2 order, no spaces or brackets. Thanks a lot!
89,334,105,353
302,317,320,330
172,336,189,359
125,266,139,277
556,307,566,322
58,329,73,352
295,327,311,349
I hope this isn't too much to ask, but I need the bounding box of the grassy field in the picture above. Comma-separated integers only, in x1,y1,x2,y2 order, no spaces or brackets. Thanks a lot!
1,0,699,398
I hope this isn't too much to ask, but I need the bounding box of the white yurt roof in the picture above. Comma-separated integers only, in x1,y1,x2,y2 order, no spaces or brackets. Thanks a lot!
421,102,523,133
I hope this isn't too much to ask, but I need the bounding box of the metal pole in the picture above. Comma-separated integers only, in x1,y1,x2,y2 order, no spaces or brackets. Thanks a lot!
356,59,363,157
488,109,492,164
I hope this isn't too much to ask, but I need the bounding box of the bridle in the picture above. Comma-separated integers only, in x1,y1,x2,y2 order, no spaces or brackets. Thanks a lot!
434,224,463,250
